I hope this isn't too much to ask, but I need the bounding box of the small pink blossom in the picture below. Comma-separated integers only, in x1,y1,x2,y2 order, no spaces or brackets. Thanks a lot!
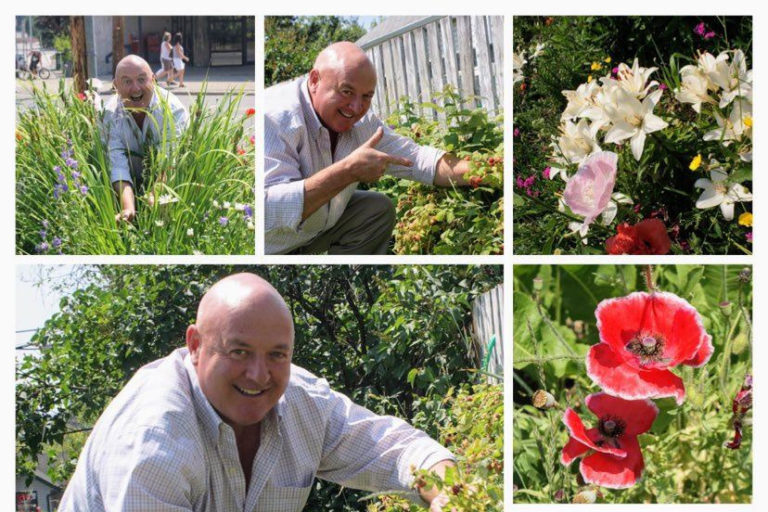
704,31,716,39
694,22,706,36
659,83,668,91
514,128,521,137
746,232,753,242
563,151,618,225
542,166,551,179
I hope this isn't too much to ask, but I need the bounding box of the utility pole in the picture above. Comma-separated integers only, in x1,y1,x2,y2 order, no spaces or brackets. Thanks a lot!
70,16,87,93
112,16,125,76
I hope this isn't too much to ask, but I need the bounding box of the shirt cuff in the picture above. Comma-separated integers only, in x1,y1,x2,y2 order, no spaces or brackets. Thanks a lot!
397,437,455,503
265,179,305,232
110,165,132,184
386,146,445,185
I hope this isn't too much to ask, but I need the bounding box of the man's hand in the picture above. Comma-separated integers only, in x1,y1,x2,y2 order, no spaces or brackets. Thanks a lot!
429,492,450,512
433,154,470,187
113,180,136,223
419,459,456,509
301,127,412,220
344,127,413,183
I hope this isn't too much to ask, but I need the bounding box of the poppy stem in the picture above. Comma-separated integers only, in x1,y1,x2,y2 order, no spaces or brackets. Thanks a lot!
644,265,656,292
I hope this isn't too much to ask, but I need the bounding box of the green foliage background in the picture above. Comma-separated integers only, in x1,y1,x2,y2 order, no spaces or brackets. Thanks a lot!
513,16,753,255
16,264,501,511
265,16,367,86
513,265,752,503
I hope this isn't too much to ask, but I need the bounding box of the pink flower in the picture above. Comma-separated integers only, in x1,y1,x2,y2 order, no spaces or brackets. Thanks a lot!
542,166,551,179
659,83,668,91
514,128,521,137
561,393,658,489
694,22,706,36
746,232,753,242
704,31,716,39
587,291,713,405
563,151,618,225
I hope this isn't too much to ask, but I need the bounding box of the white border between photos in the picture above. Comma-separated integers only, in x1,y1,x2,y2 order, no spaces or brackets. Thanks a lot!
2,1,764,511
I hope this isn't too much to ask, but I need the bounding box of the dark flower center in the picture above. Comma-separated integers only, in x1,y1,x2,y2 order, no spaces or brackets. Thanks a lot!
626,332,667,364
597,415,626,441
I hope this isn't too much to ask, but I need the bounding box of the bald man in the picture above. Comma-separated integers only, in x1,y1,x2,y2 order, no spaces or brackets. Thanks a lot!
265,42,471,255
59,273,454,512
104,54,189,223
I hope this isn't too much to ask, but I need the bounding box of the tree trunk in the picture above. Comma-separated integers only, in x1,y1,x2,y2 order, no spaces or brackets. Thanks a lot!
70,16,87,93
112,16,125,76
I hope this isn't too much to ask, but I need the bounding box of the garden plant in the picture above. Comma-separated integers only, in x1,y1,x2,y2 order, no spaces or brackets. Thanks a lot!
16,264,503,511
16,82,255,255
513,264,752,503
374,87,504,255
513,16,752,254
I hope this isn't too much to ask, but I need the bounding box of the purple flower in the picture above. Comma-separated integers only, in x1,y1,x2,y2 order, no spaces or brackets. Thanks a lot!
39,229,47,239
243,205,253,218
53,165,61,173
35,242,50,253
52,237,62,248
80,185,89,195
41,219,49,229
65,157,78,169
694,22,706,36
71,170,81,180
219,216,229,226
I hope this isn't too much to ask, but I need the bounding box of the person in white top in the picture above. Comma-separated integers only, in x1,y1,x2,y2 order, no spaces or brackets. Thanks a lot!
172,32,190,87
58,273,455,512
155,31,176,87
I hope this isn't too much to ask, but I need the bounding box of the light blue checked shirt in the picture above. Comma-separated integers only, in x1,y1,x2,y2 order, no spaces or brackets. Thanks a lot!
264,77,445,254
102,86,189,185
59,348,453,512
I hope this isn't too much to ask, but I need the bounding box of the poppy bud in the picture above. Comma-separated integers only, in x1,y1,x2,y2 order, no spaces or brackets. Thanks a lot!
533,277,543,292
719,301,733,317
532,389,557,409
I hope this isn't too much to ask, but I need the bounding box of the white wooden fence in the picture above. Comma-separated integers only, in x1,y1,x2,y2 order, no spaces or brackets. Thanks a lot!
472,284,504,383
357,16,504,124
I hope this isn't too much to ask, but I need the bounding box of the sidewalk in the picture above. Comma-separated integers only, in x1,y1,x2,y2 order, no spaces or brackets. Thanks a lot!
16,64,255,99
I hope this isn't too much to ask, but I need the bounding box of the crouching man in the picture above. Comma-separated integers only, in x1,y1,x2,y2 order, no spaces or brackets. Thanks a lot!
59,273,453,511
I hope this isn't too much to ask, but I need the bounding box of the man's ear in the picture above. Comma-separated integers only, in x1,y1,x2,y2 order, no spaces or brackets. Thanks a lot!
186,324,202,364
308,69,320,93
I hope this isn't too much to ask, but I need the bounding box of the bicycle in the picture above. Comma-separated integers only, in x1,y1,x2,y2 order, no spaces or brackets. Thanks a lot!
16,64,51,80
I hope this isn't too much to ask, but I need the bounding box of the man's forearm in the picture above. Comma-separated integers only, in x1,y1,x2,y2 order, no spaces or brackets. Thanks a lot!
433,154,470,187
301,159,356,220
419,459,456,506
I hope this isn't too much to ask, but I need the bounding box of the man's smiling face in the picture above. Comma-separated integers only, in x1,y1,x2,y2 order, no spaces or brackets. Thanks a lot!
187,275,294,433
114,57,154,110
308,55,376,134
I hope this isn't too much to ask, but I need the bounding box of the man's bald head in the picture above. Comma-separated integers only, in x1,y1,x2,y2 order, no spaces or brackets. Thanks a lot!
313,42,375,78
308,42,377,133
186,273,294,432
114,54,154,109
195,273,294,343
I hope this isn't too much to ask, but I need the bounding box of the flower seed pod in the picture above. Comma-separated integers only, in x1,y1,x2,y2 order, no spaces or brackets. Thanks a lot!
572,488,597,504
532,389,558,409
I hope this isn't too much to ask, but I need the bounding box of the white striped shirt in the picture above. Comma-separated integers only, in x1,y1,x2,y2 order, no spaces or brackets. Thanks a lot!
59,348,453,512
264,77,445,254
102,87,189,185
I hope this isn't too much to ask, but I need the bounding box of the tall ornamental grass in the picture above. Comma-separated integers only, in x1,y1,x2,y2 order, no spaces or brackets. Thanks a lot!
16,82,254,255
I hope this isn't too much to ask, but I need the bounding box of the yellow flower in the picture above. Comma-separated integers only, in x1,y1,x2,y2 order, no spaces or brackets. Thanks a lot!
590,62,602,71
744,116,753,127
689,154,702,171
604,56,612,63
738,212,753,227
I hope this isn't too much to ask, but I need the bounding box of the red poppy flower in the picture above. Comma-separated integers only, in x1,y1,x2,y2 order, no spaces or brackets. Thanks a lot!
77,92,87,101
561,393,657,489
605,218,671,255
245,108,255,116
587,291,713,405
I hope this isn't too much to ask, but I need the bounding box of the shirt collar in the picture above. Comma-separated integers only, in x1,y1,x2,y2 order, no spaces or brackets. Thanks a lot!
299,76,324,137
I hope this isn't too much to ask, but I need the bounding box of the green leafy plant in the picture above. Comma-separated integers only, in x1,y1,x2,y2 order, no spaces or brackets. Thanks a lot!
373,87,504,255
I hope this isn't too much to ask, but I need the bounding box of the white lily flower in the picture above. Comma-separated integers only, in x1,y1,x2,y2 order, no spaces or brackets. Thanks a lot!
703,97,752,145
615,58,659,98
694,168,752,220
552,118,602,166
531,43,546,59
513,51,527,85
561,80,602,121
602,88,669,160
675,69,716,113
